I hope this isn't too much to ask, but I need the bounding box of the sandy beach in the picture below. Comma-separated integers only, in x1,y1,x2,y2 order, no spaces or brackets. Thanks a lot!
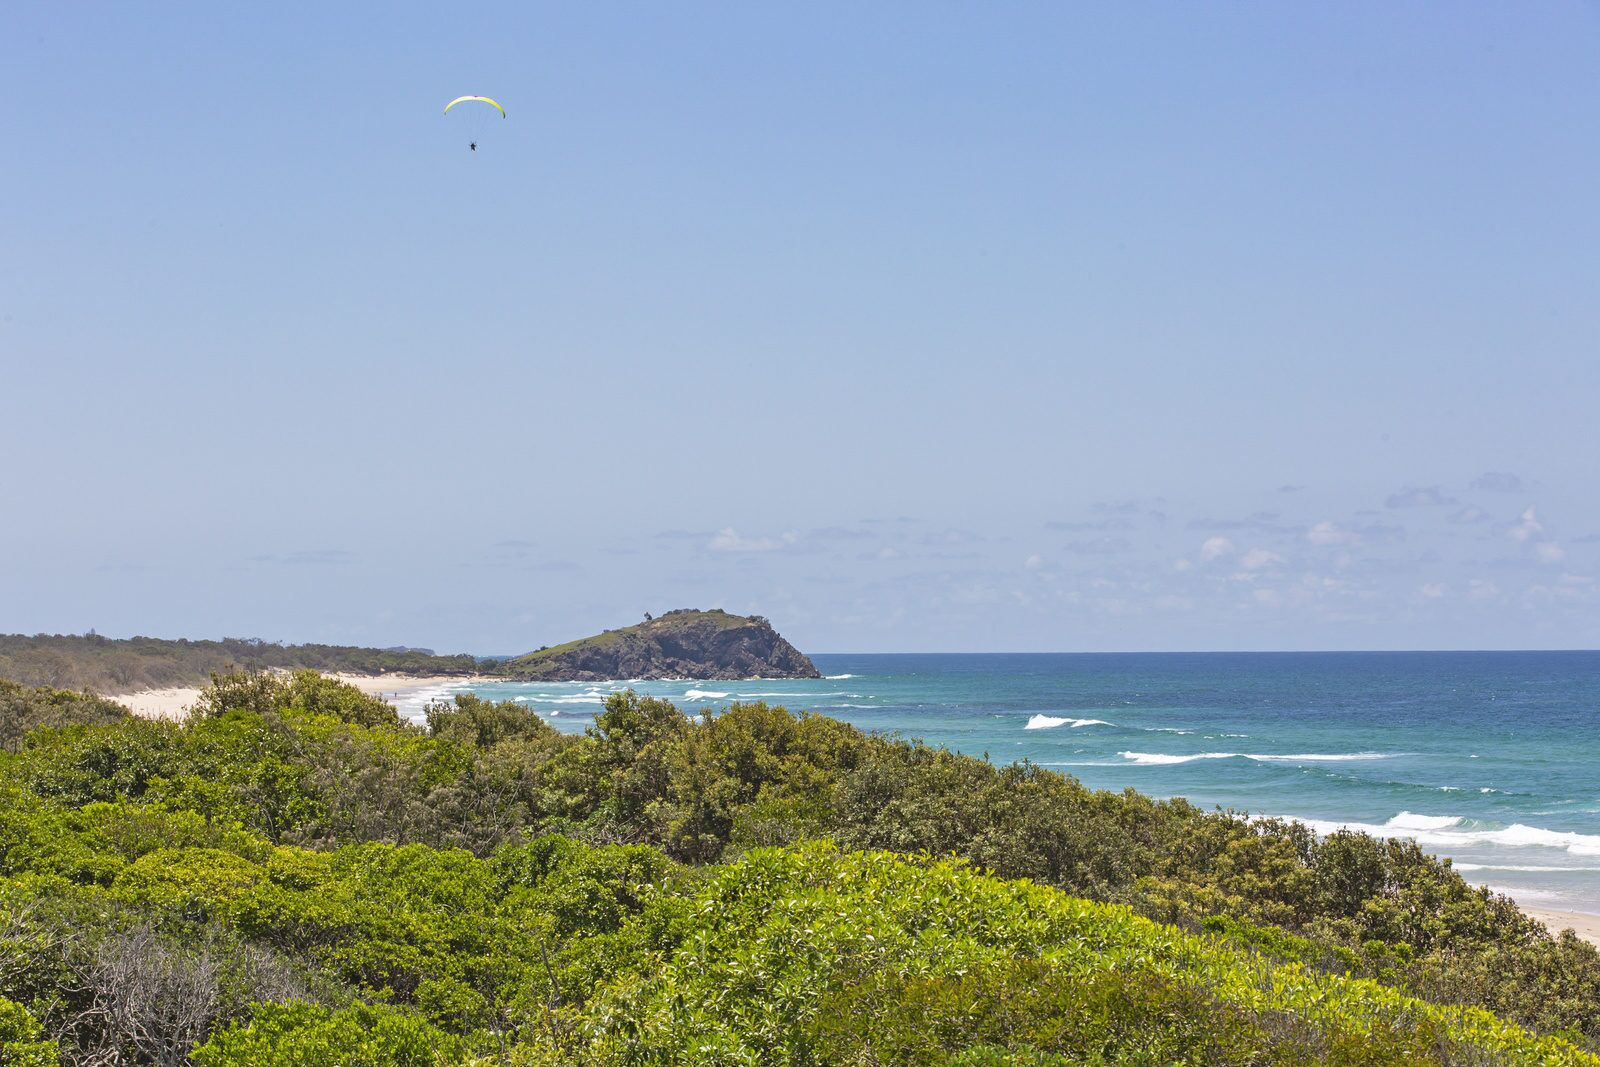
113,673,480,721
1523,907,1600,947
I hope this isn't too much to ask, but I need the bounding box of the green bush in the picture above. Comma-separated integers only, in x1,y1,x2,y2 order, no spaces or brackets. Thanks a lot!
190,1001,469,1066
0,678,128,753
0,996,57,1067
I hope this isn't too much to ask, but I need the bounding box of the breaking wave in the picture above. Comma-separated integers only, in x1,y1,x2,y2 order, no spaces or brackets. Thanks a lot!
1293,812,1600,859
1026,714,1113,730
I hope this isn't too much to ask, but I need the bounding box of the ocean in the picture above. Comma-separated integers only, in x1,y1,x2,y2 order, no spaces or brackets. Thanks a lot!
395,651,1600,914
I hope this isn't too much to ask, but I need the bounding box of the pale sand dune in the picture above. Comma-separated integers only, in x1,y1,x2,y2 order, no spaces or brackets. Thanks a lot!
116,686,204,720
115,674,479,721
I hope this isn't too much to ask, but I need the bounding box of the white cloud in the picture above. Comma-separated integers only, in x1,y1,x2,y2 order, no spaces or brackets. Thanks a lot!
1252,588,1281,606
1508,506,1543,542
1239,547,1284,571
1535,542,1566,564
1466,578,1500,601
708,528,797,553
1419,582,1447,599
1200,536,1235,562
1173,558,1193,572
1024,553,1044,571
1307,521,1359,546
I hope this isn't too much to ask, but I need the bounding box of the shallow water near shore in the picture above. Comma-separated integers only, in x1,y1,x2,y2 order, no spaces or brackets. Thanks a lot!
400,651,1600,914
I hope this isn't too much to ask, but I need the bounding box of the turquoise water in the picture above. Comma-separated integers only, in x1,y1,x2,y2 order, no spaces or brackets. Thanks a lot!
398,652,1600,913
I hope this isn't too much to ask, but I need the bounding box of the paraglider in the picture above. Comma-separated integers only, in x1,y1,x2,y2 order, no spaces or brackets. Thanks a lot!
444,96,505,152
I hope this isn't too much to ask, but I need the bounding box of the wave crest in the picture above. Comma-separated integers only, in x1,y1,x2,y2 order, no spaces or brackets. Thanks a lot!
1026,714,1113,730
1293,813,1600,859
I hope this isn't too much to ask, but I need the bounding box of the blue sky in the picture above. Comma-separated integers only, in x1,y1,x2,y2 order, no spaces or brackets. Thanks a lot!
2,3,1596,653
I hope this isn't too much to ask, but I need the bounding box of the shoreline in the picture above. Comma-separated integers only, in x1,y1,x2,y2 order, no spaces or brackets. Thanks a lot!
1522,906,1600,946
112,673,481,721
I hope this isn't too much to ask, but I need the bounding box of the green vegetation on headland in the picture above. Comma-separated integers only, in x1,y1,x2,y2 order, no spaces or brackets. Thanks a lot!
0,610,817,694
2,673,1598,1064
500,608,819,681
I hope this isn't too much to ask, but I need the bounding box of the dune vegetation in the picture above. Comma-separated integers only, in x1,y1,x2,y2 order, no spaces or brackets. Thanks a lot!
0,634,478,694
2,671,1598,1064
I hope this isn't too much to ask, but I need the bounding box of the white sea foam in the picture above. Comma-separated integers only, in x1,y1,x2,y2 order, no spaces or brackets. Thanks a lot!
1291,813,1600,859
1118,751,1391,766
391,681,474,723
1026,714,1113,730
1386,812,1462,831
683,689,729,700
1118,751,1236,765
825,674,857,679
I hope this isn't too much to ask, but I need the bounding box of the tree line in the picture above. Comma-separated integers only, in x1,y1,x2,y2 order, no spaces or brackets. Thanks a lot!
0,634,479,694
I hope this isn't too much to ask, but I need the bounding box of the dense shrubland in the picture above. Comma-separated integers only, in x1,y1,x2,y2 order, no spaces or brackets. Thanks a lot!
1,671,1598,1064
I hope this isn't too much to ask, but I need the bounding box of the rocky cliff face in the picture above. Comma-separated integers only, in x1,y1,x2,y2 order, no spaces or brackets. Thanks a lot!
499,609,820,681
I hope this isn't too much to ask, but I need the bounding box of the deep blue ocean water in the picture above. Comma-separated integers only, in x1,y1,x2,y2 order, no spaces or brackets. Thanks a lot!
395,651,1600,912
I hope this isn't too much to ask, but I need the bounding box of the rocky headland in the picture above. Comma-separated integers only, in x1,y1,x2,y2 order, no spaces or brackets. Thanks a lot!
496,608,819,681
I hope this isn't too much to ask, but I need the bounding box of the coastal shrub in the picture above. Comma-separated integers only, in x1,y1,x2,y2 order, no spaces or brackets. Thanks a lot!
0,997,57,1067
6,674,1600,1054
0,679,128,753
193,668,401,728
189,1001,469,1067
2,793,1598,1064
553,842,1600,1065
0,877,323,1067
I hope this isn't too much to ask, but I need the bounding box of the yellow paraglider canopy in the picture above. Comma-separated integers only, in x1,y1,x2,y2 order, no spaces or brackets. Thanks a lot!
444,96,507,118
